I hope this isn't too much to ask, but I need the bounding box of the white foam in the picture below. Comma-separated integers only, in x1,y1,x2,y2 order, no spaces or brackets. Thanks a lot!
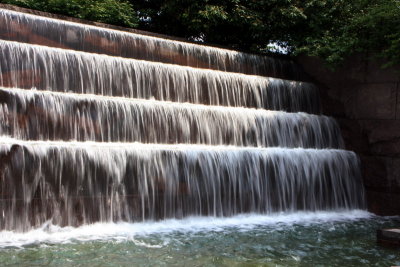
0,210,372,248
0,136,348,153
0,8,244,56
0,87,282,114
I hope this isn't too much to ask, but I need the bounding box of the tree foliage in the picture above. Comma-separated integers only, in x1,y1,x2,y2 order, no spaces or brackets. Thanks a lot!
2,0,138,27
2,0,399,67
133,0,400,67
134,0,307,52
292,0,400,67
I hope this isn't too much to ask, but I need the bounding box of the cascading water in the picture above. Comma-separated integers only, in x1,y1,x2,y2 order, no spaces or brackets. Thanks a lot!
0,8,300,79
0,88,340,147
0,139,364,231
0,40,319,113
0,7,365,233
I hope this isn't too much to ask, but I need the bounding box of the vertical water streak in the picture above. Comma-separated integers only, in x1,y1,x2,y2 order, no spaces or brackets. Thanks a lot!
0,8,301,79
0,88,341,147
0,140,365,231
0,7,366,234
0,40,320,113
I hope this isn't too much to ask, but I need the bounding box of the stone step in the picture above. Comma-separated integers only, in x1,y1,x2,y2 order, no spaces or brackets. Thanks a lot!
0,40,320,113
377,228,400,247
0,87,342,148
0,5,304,80
0,138,364,231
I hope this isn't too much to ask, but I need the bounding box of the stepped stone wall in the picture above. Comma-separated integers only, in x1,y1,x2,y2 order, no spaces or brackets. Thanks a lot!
297,55,400,215
0,3,394,217
0,3,300,80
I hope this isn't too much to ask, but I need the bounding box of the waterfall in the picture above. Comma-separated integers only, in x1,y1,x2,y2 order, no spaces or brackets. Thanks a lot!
0,8,300,79
0,7,365,232
0,88,341,147
0,40,320,113
0,138,364,231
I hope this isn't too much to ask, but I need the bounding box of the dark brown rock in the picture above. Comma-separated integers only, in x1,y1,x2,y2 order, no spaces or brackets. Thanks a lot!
366,58,400,83
397,82,400,120
367,191,400,216
391,158,400,190
336,118,369,153
371,141,400,157
377,228,400,248
355,83,397,120
356,120,400,156
361,156,392,190
359,120,400,144
297,54,400,216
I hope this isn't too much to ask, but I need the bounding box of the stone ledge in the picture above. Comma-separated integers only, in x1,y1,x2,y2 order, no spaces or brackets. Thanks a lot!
0,3,302,80
0,3,295,62
355,83,397,120
366,191,400,215
377,228,400,248
0,3,189,43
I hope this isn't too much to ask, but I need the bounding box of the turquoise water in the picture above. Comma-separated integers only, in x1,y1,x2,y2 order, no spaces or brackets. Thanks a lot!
0,211,399,266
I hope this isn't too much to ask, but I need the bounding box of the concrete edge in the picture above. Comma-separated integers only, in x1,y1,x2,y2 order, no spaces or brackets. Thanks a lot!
0,3,294,62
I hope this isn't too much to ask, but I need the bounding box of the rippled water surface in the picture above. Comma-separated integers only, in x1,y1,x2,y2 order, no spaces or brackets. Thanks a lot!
0,211,399,266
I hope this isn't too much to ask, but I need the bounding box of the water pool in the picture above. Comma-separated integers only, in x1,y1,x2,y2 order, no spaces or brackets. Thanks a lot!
0,211,399,266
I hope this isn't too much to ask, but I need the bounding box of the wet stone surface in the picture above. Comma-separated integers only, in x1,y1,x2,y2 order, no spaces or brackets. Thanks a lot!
377,228,400,247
